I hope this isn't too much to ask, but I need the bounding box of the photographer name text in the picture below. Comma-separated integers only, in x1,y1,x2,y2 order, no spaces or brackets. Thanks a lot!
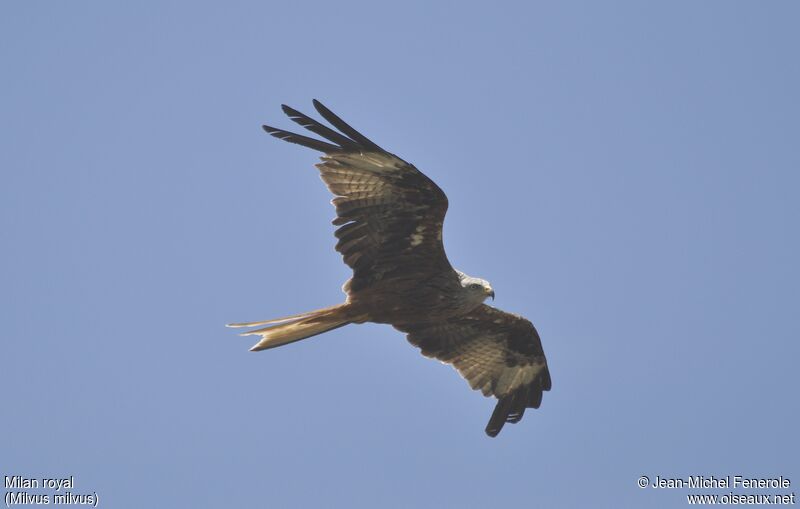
649,475,791,489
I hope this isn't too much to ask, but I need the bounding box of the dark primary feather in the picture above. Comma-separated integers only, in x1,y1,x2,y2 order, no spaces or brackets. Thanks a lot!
262,125,342,153
263,100,452,291
312,99,384,152
397,304,551,437
281,104,360,150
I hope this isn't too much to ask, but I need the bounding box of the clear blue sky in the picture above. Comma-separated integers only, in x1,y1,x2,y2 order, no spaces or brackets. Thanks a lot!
2,2,798,507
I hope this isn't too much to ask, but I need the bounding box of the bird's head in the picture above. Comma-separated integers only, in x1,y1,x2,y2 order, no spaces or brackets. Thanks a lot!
458,272,495,303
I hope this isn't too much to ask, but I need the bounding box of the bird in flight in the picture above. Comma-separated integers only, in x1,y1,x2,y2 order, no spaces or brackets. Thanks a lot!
228,100,551,437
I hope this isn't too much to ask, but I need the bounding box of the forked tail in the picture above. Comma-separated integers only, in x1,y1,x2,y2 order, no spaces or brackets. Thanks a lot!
227,303,366,351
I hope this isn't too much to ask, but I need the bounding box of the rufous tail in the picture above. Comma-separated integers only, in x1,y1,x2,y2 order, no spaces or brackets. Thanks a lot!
227,303,366,352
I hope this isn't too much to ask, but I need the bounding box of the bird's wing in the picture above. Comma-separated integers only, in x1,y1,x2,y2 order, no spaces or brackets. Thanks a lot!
396,304,551,437
263,100,452,292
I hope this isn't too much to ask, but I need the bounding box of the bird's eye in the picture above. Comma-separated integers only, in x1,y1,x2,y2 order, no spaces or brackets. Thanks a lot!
469,283,482,290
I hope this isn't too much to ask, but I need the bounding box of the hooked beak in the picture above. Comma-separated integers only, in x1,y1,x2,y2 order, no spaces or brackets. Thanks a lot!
487,288,495,300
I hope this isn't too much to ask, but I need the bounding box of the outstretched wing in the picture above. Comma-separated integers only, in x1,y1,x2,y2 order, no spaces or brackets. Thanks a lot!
397,304,551,437
263,100,452,292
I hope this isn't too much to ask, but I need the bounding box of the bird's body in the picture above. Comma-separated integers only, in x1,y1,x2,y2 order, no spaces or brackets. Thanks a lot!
349,271,481,324
229,100,551,437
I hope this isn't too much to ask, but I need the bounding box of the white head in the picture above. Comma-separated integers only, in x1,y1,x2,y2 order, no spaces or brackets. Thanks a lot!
457,270,495,306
